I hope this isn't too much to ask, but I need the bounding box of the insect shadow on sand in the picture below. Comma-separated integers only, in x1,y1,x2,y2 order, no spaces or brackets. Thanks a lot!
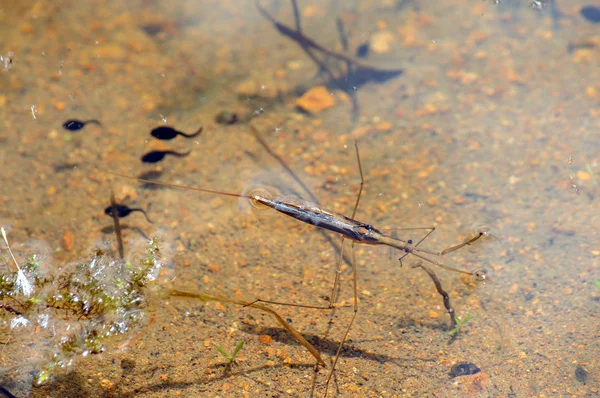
256,0,403,121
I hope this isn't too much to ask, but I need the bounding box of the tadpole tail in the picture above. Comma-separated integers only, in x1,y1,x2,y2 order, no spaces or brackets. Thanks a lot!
181,126,203,138
169,150,192,158
133,208,154,224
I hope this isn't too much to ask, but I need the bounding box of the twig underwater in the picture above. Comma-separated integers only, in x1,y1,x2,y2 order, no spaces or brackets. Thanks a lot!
256,0,404,120
169,290,325,367
0,383,17,398
105,126,497,395
109,192,125,259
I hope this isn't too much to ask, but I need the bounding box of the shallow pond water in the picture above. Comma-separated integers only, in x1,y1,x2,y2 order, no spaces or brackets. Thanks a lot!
0,0,598,396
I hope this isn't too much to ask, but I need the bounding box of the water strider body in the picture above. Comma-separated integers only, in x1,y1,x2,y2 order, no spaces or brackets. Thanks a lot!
256,193,486,266
108,169,488,319
107,138,492,396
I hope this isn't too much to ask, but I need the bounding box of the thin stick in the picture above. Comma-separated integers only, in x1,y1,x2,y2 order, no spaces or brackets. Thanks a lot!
287,0,338,82
249,125,354,270
0,384,17,398
169,290,326,367
326,142,363,322
106,138,492,395
412,262,457,330
256,0,396,72
109,192,125,259
325,240,359,396
1,227,33,296
250,125,319,205
117,313,156,351
324,142,363,394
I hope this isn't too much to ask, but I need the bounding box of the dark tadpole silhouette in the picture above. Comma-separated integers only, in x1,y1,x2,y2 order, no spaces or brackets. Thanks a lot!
104,204,153,223
581,5,600,23
141,150,190,164
62,119,102,131
150,126,203,140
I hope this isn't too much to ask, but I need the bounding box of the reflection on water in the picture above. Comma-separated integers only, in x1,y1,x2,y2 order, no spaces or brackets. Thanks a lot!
0,0,598,396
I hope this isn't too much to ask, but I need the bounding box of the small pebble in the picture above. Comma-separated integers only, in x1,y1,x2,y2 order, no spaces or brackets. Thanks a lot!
369,31,395,54
296,86,335,114
426,197,438,206
258,334,272,344
207,263,221,273
61,230,74,251
575,365,588,383
215,111,238,125
577,170,591,181
450,362,481,377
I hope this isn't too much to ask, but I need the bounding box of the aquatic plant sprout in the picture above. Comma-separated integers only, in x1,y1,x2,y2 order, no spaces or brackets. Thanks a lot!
0,230,162,385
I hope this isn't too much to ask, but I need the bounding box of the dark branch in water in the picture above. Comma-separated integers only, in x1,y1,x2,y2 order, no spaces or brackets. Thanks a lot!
0,384,17,398
256,0,403,120
110,192,125,259
412,262,457,331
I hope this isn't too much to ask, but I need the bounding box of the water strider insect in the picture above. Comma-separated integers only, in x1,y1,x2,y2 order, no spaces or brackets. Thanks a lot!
104,204,153,223
62,119,102,131
140,149,191,164
150,126,203,140
108,133,494,395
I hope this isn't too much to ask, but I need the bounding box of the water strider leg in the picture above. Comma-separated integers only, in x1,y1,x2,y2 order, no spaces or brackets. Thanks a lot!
249,125,354,270
323,141,363,394
440,226,501,255
398,228,495,330
324,240,359,396
327,141,364,308
398,227,493,277
411,262,457,330
396,229,458,329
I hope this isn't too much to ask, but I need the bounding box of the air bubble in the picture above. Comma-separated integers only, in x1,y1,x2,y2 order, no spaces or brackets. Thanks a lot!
476,226,503,245
244,186,278,211
476,226,491,235
473,269,488,282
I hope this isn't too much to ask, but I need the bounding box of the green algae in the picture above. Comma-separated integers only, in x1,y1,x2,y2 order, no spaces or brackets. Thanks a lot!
0,231,162,385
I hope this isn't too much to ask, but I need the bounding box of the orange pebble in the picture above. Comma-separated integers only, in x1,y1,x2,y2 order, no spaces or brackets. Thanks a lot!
61,230,75,251
258,334,272,344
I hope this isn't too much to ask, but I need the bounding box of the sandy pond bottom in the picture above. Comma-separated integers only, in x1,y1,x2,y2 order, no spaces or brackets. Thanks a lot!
0,0,599,397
